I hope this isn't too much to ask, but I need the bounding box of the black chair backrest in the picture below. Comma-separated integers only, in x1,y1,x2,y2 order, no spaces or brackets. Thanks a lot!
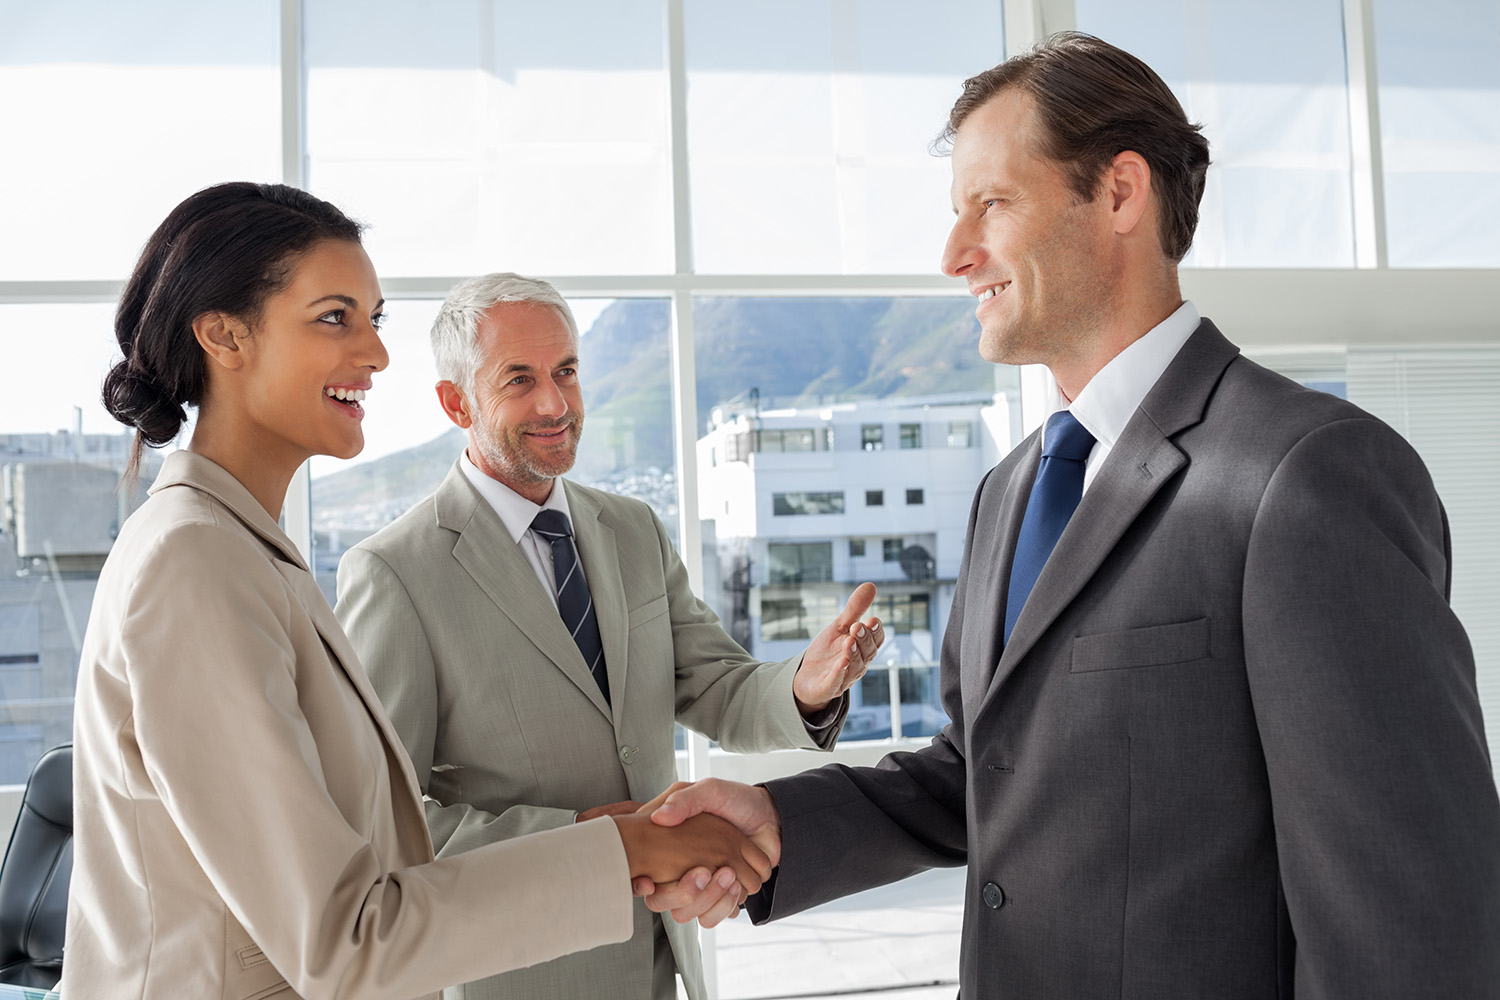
0,744,72,989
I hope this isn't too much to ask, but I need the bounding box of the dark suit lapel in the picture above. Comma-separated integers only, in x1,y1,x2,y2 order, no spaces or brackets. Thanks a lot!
981,320,1240,704
962,434,1039,716
991,430,1187,688
564,481,629,732
436,465,613,723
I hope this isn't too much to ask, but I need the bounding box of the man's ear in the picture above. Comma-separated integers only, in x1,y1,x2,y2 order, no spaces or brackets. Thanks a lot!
1105,150,1152,238
192,312,248,371
436,380,473,430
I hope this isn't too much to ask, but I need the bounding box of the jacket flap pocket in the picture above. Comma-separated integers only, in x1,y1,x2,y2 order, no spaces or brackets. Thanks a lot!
1071,617,1211,673
227,933,290,1000
627,594,670,630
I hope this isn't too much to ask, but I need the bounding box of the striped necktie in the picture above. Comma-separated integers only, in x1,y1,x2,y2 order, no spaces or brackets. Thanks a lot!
530,509,610,704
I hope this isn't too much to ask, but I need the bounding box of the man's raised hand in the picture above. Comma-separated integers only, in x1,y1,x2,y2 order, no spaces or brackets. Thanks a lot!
793,582,884,714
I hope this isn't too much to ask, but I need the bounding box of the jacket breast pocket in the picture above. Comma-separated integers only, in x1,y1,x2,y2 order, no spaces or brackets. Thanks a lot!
227,940,293,1000
1070,617,1211,673
627,594,670,632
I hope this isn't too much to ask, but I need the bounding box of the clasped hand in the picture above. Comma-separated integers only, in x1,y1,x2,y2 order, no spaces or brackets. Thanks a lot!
627,779,783,928
609,796,772,901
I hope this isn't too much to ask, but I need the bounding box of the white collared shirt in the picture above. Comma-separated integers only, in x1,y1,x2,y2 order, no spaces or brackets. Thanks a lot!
459,450,572,610
1040,301,1201,494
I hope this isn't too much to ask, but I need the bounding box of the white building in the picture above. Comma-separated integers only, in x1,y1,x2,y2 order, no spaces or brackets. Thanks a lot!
697,391,1019,739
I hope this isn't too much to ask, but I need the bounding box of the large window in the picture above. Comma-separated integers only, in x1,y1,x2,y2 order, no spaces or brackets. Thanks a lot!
4,4,1499,997
0,1,281,281
1374,0,1500,266
1076,0,1358,267
761,591,841,642
772,491,846,516
767,541,834,585
683,0,1006,274
305,0,673,277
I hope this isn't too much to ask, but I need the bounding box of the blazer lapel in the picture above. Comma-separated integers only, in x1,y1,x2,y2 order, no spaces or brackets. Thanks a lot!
301,587,430,838
961,439,1039,721
153,453,434,841
564,482,629,732
436,465,613,723
982,320,1240,704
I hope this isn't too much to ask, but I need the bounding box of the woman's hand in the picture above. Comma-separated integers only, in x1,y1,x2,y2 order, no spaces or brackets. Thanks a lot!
610,811,772,896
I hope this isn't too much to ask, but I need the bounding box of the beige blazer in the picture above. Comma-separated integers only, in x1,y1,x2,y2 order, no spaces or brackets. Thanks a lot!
335,464,844,1000
62,452,632,1000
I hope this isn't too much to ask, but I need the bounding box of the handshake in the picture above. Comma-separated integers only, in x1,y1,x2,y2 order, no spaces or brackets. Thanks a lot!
605,779,779,928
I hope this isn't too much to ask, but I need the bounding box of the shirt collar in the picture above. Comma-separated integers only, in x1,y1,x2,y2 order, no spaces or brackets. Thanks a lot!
459,449,571,544
1051,300,1201,449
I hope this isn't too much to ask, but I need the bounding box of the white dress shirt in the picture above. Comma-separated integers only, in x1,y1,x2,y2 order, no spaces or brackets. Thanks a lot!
459,450,571,611
1040,300,1201,495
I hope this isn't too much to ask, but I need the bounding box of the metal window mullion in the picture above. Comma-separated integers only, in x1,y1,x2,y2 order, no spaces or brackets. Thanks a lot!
665,1,718,995
280,0,314,563
1343,0,1389,269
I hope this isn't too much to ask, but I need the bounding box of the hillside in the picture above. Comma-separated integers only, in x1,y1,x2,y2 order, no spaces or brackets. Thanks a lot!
313,296,988,525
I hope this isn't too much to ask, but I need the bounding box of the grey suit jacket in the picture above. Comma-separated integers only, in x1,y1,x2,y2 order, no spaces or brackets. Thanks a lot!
336,465,843,1000
749,320,1500,998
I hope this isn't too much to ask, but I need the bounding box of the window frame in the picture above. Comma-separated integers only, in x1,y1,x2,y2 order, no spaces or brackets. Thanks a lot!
6,5,1500,996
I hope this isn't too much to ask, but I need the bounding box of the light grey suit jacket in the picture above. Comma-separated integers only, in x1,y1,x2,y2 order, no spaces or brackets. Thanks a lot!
336,465,843,1000
748,320,1500,998
65,452,632,1000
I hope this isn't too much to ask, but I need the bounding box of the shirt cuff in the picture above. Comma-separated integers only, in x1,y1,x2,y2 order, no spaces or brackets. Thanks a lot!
801,693,846,733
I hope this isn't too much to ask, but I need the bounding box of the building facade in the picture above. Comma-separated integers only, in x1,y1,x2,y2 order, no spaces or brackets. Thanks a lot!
0,430,151,783
697,391,1018,740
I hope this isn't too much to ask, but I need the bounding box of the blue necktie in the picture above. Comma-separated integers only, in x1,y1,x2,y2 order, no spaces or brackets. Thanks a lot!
531,509,610,704
1004,410,1096,644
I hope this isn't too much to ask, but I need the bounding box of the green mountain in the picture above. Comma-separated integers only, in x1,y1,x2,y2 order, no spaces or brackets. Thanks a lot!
313,296,989,522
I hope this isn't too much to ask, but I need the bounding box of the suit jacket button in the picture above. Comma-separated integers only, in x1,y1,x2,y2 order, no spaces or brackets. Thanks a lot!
982,882,1005,909
619,745,638,764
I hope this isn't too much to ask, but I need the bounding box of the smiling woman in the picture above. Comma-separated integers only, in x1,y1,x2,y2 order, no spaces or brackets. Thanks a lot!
181,237,390,514
65,182,772,1000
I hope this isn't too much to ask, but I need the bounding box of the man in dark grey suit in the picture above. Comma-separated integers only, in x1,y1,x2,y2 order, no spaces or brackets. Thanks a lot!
642,32,1500,998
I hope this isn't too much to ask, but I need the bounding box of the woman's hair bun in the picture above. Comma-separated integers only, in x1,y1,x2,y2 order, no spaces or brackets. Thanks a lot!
102,361,186,447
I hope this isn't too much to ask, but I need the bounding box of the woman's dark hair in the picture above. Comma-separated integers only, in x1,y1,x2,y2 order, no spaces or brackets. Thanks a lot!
938,32,1211,262
103,181,364,480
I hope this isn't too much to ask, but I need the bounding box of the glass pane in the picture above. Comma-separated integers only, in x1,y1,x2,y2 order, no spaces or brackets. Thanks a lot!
0,303,124,436
0,0,280,281
684,0,1005,274
304,0,673,277
717,866,964,999
1075,0,1356,267
694,295,1021,742
1375,0,1500,267
313,297,673,605
0,306,160,784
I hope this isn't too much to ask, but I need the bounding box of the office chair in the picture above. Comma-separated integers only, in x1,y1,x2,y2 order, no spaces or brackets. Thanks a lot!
0,745,71,989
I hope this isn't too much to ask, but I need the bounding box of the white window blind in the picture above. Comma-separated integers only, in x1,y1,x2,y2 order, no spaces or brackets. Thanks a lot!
1347,348,1500,779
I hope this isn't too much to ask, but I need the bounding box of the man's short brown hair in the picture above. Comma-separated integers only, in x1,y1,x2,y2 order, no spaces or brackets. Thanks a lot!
939,32,1211,262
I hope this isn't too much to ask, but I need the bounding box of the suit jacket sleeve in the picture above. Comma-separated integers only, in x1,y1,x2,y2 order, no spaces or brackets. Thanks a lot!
127,521,631,1000
336,545,580,853
647,507,848,753
1242,417,1500,998
744,470,1000,922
